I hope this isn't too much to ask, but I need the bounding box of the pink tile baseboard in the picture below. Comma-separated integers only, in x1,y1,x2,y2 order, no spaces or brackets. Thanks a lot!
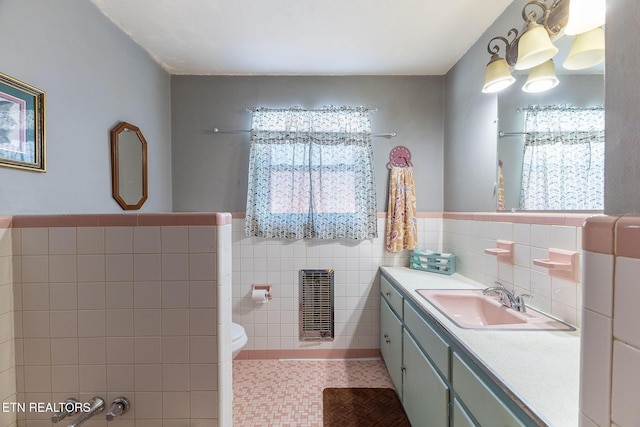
444,211,594,226
583,215,619,255
10,213,230,228
616,216,640,259
236,349,382,360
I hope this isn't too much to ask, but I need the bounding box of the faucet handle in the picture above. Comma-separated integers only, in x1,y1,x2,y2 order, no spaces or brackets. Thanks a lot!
106,397,130,421
51,398,79,423
515,294,533,312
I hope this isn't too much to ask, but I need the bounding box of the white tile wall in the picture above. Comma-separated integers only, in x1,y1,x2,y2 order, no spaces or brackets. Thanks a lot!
613,257,640,348
0,224,16,427
443,219,582,326
11,223,224,426
580,307,612,427
231,217,443,353
611,340,640,426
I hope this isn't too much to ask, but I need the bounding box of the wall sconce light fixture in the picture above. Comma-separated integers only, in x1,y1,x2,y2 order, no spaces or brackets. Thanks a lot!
522,59,560,92
481,30,518,93
482,0,605,94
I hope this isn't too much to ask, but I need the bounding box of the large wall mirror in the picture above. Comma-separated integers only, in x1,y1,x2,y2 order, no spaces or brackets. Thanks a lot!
496,6,605,211
110,121,148,210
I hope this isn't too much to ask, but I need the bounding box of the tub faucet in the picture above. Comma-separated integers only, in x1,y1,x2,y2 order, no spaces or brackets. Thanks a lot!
66,396,105,427
51,398,79,423
483,281,532,313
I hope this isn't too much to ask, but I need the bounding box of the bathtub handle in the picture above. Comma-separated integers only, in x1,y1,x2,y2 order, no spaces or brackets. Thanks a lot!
106,397,130,421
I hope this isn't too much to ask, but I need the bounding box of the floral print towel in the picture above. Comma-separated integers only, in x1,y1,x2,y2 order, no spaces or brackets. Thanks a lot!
385,166,417,253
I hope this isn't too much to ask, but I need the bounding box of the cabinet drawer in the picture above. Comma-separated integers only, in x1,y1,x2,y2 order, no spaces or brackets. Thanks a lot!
453,398,477,427
404,301,450,380
453,352,525,427
381,275,403,318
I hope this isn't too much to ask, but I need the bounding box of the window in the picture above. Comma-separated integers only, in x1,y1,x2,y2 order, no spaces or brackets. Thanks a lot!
520,105,604,210
245,106,377,239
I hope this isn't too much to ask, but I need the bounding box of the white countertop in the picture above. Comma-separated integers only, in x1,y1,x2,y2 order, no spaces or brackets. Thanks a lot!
380,267,580,427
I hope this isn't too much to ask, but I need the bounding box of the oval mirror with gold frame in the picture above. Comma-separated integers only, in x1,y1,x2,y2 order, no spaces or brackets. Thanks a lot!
110,121,148,210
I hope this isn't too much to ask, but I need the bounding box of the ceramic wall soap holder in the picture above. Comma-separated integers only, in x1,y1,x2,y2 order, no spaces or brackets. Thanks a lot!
484,240,514,264
533,248,578,282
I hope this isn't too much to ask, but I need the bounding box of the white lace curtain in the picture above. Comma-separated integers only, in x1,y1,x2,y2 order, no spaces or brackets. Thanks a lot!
520,105,604,210
245,106,378,239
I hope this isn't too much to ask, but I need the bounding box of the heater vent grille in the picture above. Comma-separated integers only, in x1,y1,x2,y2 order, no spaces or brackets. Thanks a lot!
299,269,334,341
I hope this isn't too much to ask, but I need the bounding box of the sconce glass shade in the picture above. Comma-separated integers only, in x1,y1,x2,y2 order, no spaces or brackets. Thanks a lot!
564,0,606,35
563,27,605,70
514,22,559,70
522,60,559,93
482,56,516,93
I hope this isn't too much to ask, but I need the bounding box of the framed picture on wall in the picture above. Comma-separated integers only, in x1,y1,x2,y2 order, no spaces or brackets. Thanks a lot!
0,71,45,171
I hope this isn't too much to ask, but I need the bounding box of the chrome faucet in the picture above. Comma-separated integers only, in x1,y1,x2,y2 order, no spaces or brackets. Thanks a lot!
66,396,105,427
51,398,79,423
483,281,532,313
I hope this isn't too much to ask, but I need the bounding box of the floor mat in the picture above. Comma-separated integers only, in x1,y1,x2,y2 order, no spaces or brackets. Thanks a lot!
323,387,411,427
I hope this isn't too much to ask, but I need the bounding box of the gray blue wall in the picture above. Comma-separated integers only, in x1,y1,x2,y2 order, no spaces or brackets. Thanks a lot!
0,0,172,214
171,76,444,213
605,0,640,215
442,0,527,212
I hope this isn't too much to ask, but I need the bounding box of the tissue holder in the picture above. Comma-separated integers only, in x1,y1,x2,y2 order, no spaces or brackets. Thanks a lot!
251,285,272,303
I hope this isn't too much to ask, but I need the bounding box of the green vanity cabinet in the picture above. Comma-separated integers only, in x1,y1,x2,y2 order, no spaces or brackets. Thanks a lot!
453,398,476,427
379,271,539,427
380,288,403,394
381,274,404,316
403,331,450,427
452,353,525,427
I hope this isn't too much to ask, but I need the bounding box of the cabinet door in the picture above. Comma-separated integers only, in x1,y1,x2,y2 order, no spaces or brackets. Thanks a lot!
453,352,526,427
380,298,403,395
403,331,449,427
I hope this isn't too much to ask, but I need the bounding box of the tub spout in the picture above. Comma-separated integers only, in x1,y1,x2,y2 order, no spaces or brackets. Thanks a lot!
67,396,105,427
51,398,79,423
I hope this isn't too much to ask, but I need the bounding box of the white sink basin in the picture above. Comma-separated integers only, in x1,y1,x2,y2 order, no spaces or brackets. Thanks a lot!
416,289,574,330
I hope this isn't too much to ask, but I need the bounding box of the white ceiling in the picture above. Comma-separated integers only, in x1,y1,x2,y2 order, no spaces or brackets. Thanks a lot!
90,0,513,76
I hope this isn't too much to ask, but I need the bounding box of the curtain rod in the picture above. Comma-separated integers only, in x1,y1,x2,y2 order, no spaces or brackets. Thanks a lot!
499,131,530,138
211,128,397,138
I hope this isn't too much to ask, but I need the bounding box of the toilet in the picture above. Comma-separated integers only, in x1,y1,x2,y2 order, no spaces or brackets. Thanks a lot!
231,322,248,359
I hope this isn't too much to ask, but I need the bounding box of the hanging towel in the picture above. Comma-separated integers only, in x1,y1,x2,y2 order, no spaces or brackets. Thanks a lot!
497,160,505,211
386,166,418,253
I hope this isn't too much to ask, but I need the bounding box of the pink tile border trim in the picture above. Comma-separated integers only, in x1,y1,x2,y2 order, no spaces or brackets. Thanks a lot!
616,216,640,259
9,212,231,228
215,212,232,225
583,215,618,255
582,215,640,259
235,349,382,360
444,211,594,226
0,216,12,228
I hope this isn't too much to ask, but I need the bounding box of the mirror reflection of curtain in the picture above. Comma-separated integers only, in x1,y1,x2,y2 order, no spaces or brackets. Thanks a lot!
520,105,604,210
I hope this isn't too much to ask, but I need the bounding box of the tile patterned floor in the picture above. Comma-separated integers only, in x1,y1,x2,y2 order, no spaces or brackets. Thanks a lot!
233,358,395,426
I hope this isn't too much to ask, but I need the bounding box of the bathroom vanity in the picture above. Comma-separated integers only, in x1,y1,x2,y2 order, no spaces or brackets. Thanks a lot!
379,267,580,427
